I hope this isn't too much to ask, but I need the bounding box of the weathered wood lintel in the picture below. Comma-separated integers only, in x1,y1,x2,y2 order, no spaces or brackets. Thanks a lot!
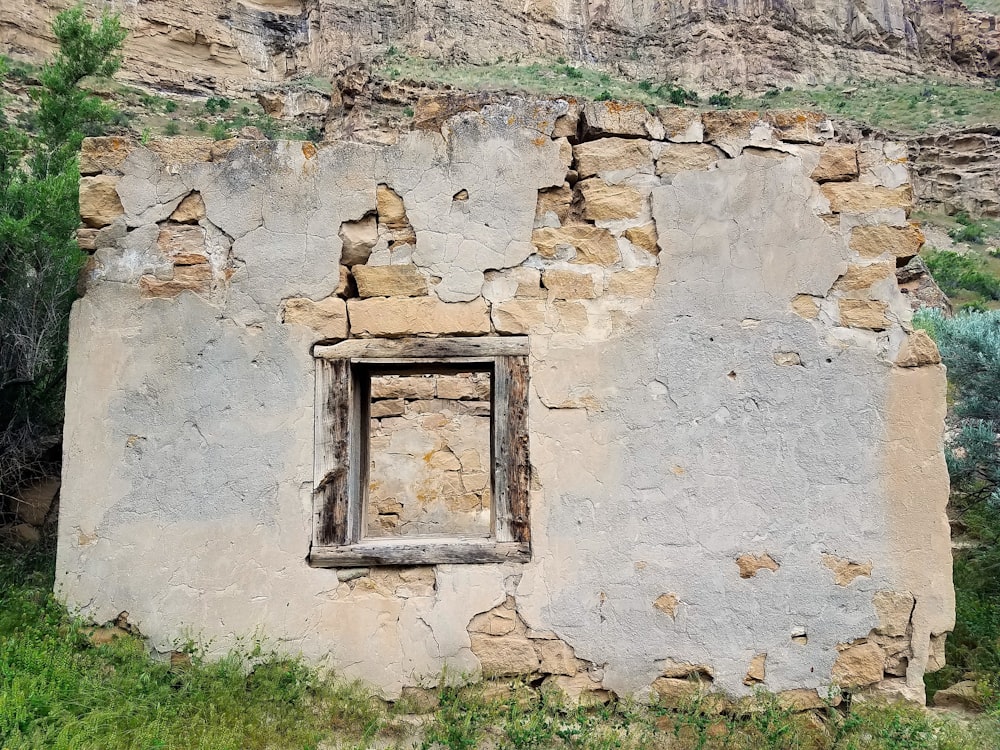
315,337,528,360
309,540,530,567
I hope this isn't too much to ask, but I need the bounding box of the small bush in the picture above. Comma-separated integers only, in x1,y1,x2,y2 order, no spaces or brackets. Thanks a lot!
709,91,733,107
925,248,1000,300
163,121,180,136
209,121,229,141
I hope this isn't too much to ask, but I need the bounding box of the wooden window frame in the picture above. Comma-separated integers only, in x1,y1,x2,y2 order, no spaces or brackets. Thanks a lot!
309,337,531,567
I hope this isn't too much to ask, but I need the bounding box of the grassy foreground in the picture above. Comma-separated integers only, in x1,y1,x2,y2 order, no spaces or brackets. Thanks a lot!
2,547,1000,749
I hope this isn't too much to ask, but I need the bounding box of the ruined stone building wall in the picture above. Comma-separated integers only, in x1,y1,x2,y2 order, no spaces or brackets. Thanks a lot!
60,100,953,705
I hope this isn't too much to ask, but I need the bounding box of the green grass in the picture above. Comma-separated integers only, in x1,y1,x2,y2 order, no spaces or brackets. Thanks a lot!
3,545,1000,749
375,56,698,108
739,80,1000,134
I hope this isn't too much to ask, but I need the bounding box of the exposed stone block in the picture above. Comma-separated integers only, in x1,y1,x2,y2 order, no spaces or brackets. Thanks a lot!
765,111,832,144
572,138,652,178
542,269,600,299
491,299,547,334
582,100,657,138
282,296,349,339
370,399,405,418
655,143,725,176
743,653,766,685
656,107,704,143
578,179,644,221
148,137,213,165
531,226,620,265
353,264,428,298
849,224,924,259
608,268,658,297
791,294,821,319
470,633,540,675
543,673,612,706
833,263,894,291
79,175,124,228
821,183,913,213
157,224,208,265
624,222,659,253
79,136,132,175
736,552,779,578
77,228,99,252
700,110,762,152
139,265,212,299
832,641,885,688
839,299,890,330
339,214,379,266
811,145,859,182
895,330,942,367
348,297,490,336
376,184,409,229
535,184,574,227
873,591,915,638
821,553,873,586
536,640,578,676
371,375,436,400
170,192,207,224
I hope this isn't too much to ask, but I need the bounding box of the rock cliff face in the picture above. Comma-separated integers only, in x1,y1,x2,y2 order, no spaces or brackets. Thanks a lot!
910,126,1000,217
2,0,997,94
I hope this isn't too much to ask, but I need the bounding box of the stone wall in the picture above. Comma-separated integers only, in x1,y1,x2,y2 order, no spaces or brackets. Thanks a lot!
61,99,952,706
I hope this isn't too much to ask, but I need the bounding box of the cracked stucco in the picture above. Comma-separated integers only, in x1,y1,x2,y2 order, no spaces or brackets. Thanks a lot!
59,101,952,701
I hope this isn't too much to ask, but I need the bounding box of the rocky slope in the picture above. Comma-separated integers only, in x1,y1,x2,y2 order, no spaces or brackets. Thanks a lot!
2,0,998,95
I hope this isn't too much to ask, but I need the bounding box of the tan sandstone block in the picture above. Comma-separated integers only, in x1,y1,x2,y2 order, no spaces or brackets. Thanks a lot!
543,673,612,706
655,143,724,176
371,375,436,400
537,640,578,676
79,136,132,175
282,296,348,339
821,554,873,586
656,107,704,142
608,268,658,297
736,553,779,578
139,265,212,299
700,110,762,144
573,138,652,178
873,591,915,638
834,263,894,291
582,100,656,138
651,677,709,708
470,633,540,675
376,184,408,228
578,179,644,221
832,641,885,688
353,264,428,298
148,137,213,165
624,222,659,253
543,269,599,299
839,299,890,330
79,175,124,228
531,226,619,265
895,330,941,367
791,294,821,319
348,297,490,336
157,224,207,265
339,214,379,266
492,299,547,335
821,183,913,213
849,224,924,259
535,184,574,225
170,192,207,224
765,110,831,144
811,145,859,182
744,653,766,685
